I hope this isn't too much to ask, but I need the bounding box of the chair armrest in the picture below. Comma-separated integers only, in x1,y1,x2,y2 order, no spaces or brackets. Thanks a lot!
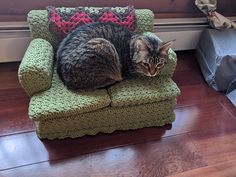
161,48,177,77
18,38,54,96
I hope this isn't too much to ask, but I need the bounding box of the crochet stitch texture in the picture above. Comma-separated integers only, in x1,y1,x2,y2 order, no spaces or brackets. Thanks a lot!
19,7,180,139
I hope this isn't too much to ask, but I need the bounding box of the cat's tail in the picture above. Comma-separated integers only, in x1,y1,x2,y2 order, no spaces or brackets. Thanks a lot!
86,37,123,81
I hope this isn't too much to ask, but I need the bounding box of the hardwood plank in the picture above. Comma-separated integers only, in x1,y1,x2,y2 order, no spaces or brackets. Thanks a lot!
163,100,236,137
189,128,236,166
175,51,195,72
0,134,206,177
0,104,34,136
0,88,28,103
0,62,21,90
0,71,21,90
0,62,20,72
168,160,236,177
177,84,225,107
0,61,33,136
1,99,235,171
173,71,204,87
220,98,236,119
0,128,170,170
173,51,206,87
0,132,48,170
174,51,227,107
0,88,33,136
175,51,201,72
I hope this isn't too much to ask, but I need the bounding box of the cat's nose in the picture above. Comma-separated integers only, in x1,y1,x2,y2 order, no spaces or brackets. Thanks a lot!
149,69,156,76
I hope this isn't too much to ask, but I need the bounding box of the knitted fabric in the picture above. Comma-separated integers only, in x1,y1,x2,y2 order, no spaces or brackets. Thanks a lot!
135,9,154,33
160,49,177,77
29,70,180,120
35,99,176,139
47,6,136,39
29,71,111,120
108,76,180,107
27,8,154,48
19,8,181,139
18,38,54,96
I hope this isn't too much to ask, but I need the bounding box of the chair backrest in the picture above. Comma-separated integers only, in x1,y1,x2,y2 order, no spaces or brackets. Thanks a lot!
27,8,154,48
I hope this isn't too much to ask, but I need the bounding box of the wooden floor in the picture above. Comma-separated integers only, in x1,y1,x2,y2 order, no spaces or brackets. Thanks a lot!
0,51,236,177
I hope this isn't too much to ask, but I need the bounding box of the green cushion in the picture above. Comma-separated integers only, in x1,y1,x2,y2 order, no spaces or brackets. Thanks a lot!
29,71,111,120
18,38,54,96
135,9,154,33
160,48,177,76
36,99,176,139
108,76,180,107
27,8,154,48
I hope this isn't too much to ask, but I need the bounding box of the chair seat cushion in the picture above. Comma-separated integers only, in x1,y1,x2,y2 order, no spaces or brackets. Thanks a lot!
29,72,180,121
108,76,180,107
29,71,111,120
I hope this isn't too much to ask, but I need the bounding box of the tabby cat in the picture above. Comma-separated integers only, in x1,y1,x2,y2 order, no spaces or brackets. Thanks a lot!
56,22,173,90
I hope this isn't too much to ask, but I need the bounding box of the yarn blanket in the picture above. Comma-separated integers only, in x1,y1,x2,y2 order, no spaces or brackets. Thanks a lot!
47,6,137,39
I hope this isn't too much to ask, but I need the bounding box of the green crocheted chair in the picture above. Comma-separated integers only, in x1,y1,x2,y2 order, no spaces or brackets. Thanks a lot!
18,7,180,139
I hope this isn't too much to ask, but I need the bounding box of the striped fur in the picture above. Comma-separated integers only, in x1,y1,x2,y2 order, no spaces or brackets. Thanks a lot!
57,22,173,90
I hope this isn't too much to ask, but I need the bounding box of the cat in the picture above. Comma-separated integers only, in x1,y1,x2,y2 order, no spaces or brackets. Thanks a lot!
56,22,173,90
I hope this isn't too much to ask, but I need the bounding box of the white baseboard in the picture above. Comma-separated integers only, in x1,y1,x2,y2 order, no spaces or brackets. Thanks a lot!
1,17,234,63
0,23,31,62
155,30,203,51
154,17,209,51
0,36,31,63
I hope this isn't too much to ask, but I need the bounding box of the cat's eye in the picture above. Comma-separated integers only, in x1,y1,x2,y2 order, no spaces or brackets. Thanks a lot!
156,63,164,68
142,62,149,67
159,58,165,63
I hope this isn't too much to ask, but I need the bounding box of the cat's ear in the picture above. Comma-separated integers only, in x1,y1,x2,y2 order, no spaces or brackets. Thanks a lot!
159,40,175,55
130,35,139,49
136,39,147,52
130,35,147,53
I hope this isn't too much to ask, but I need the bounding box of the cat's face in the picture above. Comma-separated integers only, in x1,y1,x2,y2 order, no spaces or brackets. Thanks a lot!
130,35,173,77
